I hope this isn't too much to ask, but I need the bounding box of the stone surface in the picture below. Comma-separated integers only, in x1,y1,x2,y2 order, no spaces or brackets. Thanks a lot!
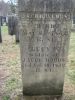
18,0,73,96
0,27,2,43
15,17,20,43
0,17,2,43
8,16,16,35
8,15,19,42
23,96,63,100
18,0,73,12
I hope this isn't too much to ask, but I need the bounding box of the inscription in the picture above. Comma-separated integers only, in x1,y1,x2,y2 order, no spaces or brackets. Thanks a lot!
20,12,71,21
20,12,70,72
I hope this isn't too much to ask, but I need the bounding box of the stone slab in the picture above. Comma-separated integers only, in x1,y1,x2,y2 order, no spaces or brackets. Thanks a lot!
18,0,73,96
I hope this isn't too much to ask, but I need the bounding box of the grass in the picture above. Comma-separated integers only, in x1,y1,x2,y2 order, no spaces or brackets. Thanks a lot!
0,26,75,99
67,32,75,84
1,26,8,34
0,25,22,99
69,32,75,59
2,96,10,100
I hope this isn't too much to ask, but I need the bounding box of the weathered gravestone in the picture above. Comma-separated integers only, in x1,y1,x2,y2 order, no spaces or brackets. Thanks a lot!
18,0,73,99
0,26,2,43
8,16,16,36
8,15,19,43
0,16,3,26
15,17,20,43
0,17,2,43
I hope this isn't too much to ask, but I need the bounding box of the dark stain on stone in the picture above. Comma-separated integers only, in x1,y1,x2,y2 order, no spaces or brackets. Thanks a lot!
23,80,63,96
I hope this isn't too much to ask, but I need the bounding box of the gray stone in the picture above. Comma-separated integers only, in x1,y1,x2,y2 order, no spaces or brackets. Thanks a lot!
0,27,2,43
15,17,20,43
0,17,2,43
23,95,64,100
8,15,16,35
18,0,73,97
8,15,19,43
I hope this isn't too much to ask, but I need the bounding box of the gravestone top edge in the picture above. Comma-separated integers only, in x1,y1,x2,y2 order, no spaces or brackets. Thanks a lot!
18,0,73,12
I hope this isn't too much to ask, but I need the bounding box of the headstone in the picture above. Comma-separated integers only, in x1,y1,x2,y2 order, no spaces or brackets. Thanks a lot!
8,16,16,36
18,0,73,99
0,16,3,26
15,29,19,43
15,17,20,43
8,15,19,43
0,27,2,43
0,17,2,43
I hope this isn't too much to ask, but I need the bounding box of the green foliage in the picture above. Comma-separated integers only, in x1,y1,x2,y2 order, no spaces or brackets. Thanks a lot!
70,60,75,66
1,26,8,34
67,32,75,84
2,96,10,100
5,78,18,91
